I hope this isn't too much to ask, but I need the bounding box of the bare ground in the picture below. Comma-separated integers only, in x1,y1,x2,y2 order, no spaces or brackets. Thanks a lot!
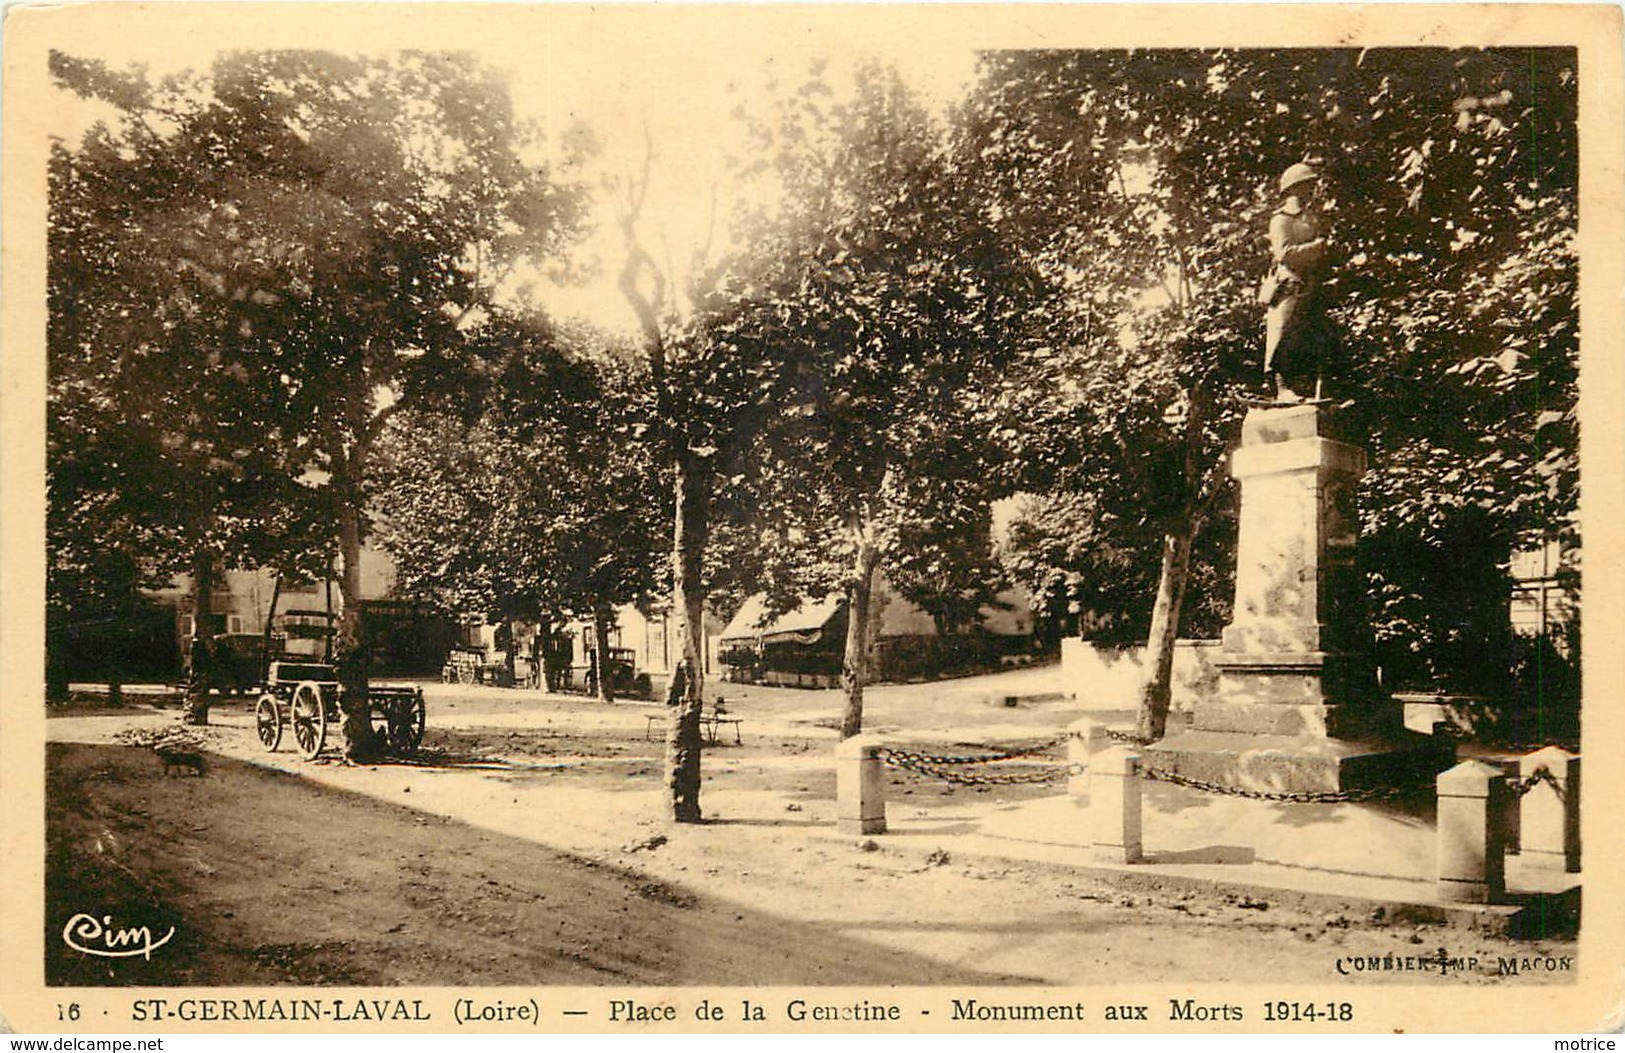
44,672,1577,987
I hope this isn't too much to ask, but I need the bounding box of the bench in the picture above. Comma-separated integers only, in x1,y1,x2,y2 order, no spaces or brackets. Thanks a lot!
644,699,743,746
704,701,744,746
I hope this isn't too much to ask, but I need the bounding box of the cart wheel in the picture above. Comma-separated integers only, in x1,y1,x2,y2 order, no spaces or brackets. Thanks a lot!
405,688,426,751
291,681,327,760
255,694,282,752
456,663,475,685
385,690,427,753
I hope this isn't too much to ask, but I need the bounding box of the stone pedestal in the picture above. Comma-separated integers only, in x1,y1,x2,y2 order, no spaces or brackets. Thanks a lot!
1088,747,1143,863
1436,760,1509,903
836,736,886,835
1519,747,1580,872
1146,403,1436,793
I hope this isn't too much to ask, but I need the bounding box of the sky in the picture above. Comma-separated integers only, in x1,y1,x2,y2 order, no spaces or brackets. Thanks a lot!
44,8,985,335
507,34,981,332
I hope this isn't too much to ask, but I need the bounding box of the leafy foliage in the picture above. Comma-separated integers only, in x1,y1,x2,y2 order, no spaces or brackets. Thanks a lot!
373,325,665,634
48,53,334,694
957,48,1579,696
49,50,588,747
719,63,1052,724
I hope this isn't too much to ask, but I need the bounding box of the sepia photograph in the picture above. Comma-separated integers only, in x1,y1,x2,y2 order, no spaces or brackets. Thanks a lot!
2,2,1622,1036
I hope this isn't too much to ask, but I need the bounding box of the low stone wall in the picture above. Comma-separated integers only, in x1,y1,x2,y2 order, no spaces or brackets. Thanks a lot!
1060,638,1220,714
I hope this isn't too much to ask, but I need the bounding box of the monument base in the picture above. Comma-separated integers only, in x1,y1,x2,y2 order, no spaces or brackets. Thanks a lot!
1192,682,1404,739
1142,730,1449,795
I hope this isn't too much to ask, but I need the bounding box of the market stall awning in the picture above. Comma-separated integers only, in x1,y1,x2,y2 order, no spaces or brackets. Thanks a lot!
719,593,844,646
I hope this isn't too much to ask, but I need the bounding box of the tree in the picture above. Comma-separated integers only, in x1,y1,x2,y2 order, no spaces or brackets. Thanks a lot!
957,50,1254,740
52,50,589,754
956,48,1578,738
374,324,665,701
605,102,809,819
731,62,1051,738
48,54,330,719
995,492,1152,647
613,180,713,819
884,478,1003,638
615,272,783,818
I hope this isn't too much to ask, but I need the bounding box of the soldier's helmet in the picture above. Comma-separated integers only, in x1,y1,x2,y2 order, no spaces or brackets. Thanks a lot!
1279,162,1320,194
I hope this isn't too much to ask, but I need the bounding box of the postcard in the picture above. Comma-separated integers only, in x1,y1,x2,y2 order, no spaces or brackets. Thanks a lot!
3,2,1622,1037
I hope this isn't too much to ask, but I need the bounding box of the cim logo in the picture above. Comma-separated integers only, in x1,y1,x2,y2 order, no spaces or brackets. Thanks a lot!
62,912,175,960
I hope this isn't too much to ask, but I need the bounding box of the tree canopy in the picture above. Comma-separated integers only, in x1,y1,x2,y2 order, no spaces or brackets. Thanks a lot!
374,322,665,654
957,48,1579,705
47,44,1580,747
716,62,1055,734
49,49,589,743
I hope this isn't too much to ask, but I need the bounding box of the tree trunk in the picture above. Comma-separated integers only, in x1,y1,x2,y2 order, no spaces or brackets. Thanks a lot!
1134,521,1195,743
591,603,615,702
324,567,335,662
335,495,378,761
664,455,710,823
260,570,282,685
530,618,547,690
501,601,517,689
839,533,881,740
1135,384,1215,743
182,550,214,725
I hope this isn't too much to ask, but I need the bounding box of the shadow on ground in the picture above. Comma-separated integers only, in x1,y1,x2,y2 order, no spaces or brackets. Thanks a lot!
47,742,1035,987
1505,888,1581,940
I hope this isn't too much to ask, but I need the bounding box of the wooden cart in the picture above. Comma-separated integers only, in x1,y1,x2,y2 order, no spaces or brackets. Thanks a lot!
254,660,426,760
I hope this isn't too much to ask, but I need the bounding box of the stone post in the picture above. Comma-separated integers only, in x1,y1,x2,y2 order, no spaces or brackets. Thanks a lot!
1066,717,1111,801
1519,747,1580,873
1436,760,1509,903
1088,746,1142,863
836,735,886,836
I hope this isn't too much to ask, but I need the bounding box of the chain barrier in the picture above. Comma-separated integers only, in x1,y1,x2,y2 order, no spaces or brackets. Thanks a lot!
875,733,1069,768
1508,766,1565,801
1137,764,1432,804
875,729,1564,801
876,746,1080,786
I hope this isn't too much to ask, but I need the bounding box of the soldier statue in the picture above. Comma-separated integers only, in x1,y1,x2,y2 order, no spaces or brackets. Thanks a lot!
1259,162,1337,402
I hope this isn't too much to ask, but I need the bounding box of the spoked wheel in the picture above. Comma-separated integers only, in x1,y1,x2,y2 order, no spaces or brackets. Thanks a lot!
255,694,283,752
456,663,475,685
386,689,427,754
290,681,327,760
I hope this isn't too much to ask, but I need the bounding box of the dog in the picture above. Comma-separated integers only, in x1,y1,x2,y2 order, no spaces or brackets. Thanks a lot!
155,748,207,778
